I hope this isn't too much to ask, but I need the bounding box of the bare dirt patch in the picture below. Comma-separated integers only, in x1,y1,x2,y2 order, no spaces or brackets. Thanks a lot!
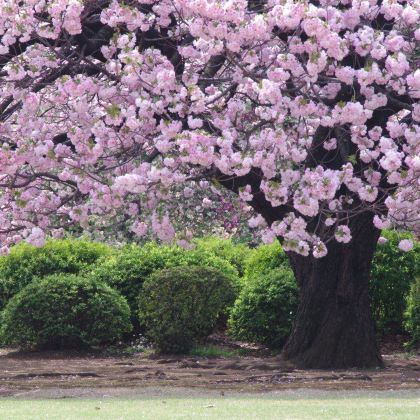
0,342,418,397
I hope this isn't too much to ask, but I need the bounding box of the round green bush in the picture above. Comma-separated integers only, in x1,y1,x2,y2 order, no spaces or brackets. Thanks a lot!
0,239,111,310
193,236,252,276
370,230,419,334
138,266,237,353
89,242,240,328
404,278,420,348
0,274,132,350
244,241,290,279
228,268,299,348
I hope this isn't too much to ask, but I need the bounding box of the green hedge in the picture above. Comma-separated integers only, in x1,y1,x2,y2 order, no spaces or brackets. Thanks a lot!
404,278,420,348
0,274,132,350
228,268,299,348
0,239,111,310
193,237,252,276
139,266,236,353
370,231,419,334
0,231,417,351
89,242,240,328
244,241,290,279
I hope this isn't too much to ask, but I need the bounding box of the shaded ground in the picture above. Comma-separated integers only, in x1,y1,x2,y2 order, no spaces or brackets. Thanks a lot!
0,336,418,396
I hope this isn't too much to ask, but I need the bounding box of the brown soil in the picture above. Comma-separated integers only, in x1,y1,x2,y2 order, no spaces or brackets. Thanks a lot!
0,339,418,397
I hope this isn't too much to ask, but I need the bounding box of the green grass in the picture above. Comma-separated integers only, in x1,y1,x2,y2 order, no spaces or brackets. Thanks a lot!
1,390,419,420
188,344,244,358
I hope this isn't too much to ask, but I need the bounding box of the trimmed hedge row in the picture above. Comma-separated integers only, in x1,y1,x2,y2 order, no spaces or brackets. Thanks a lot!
0,274,132,350
139,266,237,353
0,265,237,352
87,242,240,329
228,268,298,348
0,233,418,352
243,240,289,279
0,239,111,310
193,236,252,277
0,239,241,351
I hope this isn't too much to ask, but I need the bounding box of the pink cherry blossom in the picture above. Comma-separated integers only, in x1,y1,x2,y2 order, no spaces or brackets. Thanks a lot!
0,0,416,259
26,227,46,248
398,239,414,252
377,237,388,245
335,226,352,244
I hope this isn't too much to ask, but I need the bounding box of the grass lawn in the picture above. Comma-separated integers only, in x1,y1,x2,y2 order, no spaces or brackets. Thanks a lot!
1,389,419,420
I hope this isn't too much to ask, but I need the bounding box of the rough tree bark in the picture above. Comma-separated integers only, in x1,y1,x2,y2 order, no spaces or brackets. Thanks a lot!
282,213,383,369
217,172,384,369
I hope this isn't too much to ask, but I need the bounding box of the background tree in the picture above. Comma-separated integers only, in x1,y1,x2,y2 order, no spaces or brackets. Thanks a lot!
0,0,418,368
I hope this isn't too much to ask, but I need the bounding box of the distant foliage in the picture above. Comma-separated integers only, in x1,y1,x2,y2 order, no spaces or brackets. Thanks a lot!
139,266,236,353
228,268,299,348
88,242,239,328
370,231,419,334
404,278,420,348
0,274,131,350
0,239,111,310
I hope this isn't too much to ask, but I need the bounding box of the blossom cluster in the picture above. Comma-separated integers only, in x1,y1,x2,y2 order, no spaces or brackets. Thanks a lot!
0,0,418,257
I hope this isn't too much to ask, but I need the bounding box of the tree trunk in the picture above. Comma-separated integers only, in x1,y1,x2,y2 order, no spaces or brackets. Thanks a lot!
282,215,383,369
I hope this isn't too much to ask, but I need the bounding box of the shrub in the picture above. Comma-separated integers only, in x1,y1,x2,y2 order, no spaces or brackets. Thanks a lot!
193,236,252,276
0,239,111,310
244,241,290,279
0,274,131,350
138,266,236,353
370,230,419,334
404,278,420,348
89,242,239,328
228,268,299,348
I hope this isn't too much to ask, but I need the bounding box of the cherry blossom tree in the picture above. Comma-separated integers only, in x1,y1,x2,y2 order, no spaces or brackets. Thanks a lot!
0,0,418,367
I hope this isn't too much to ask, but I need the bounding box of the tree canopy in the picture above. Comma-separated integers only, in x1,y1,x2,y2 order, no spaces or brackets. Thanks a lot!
0,0,418,255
